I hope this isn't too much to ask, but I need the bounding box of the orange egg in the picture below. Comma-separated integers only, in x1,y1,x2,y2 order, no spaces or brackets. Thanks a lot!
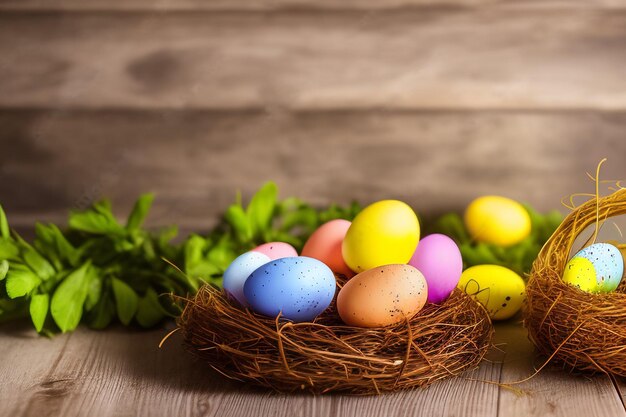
336,264,428,328
301,219,354,277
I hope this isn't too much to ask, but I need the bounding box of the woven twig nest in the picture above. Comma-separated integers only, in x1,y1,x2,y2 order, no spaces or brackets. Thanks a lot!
179,275,493,395
525,187,626,376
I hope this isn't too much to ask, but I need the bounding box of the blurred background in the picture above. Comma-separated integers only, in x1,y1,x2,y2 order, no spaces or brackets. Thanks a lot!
0,0,624,232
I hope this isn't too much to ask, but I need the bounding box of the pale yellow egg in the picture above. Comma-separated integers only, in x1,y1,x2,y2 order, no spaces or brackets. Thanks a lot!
464,196,531,247
457,264,525,320
562,256,599,293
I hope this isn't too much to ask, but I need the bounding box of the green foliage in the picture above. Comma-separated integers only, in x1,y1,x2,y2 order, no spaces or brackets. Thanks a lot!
432,205,563,276
0,183,359,334
0,183,558,334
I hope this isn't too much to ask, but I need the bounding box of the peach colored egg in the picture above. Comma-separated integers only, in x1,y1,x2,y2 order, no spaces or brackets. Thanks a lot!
252,242,298,260
301,219,354,277
337,264,428,328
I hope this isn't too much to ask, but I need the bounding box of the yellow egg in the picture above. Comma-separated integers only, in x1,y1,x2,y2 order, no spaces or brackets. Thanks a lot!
457,265,525,320
342,200,420,273
464,196,531,247
337,264,428,328
562,256,599,293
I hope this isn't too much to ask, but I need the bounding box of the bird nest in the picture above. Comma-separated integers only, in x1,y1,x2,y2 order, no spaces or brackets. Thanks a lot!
524,187,626,376
178,275,493,395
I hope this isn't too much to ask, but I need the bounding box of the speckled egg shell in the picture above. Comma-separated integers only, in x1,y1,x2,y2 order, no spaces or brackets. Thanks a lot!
572,243,624,292
223,251,271,305
243,256,336,322
252,242,298,260
301,219,354,278
336,264,428,328
562,257,599,293
457,265,525,321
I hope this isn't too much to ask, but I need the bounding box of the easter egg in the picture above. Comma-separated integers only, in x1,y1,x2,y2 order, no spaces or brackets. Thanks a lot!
562,256,599,293
565,243,624,293
222,251,271,305
457,265,525,320
408,234,462,303
342,200,420,273
301,219,354,277
243,257,336,322
252,242,298,260
337,264,428,328
464,196,531,247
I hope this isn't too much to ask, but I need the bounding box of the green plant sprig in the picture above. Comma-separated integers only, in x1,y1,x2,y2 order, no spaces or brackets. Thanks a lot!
0,182,361,334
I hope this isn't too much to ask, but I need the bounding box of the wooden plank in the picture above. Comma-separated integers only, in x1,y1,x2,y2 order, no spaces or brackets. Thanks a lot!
0,322,499,417
0,321,76,417
0,0,624,11
0,11,625,110
1,109,624,230
495,321,626,417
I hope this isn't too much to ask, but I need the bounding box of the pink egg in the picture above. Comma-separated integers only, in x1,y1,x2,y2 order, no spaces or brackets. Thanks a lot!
301,219,354,278
408,234,462,304
252,242,298,260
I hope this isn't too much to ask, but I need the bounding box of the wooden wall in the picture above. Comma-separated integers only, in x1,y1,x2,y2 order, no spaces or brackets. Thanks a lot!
0,1,625,230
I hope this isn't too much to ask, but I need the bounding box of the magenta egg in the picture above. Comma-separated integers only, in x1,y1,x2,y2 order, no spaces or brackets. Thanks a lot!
408,234,463,304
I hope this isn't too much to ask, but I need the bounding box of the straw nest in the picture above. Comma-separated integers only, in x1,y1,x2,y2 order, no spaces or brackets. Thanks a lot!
525,187,626,376
178,275,493,395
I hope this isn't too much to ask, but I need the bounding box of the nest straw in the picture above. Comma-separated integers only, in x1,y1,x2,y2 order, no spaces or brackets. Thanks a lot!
525,181,626,376
178,274,493,394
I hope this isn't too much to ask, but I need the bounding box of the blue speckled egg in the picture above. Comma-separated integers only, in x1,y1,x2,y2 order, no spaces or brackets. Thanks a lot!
223,251,271,305
572,243,624,292
243,256,336,322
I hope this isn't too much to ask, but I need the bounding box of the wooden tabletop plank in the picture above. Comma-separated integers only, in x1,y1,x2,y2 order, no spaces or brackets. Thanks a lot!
0,322,76,417
3,320,623,417
495,322,626,417
1,109,624,227
0,321,500,417
0,0,623,11
1,10,625,111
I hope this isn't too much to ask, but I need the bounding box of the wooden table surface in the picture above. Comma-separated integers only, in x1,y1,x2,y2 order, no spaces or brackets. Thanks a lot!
2,320,626,417
1,1,626,416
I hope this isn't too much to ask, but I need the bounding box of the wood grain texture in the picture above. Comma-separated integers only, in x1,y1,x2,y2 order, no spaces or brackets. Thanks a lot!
495,323,626,417
1,10,626,111
0,0,624,11
1,321,622,417
1,109,624,229
0,320,499,417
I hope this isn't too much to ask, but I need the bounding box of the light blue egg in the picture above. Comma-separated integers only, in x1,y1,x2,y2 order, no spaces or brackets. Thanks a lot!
243,256,336,322
223,251,271,305
573,243,624,292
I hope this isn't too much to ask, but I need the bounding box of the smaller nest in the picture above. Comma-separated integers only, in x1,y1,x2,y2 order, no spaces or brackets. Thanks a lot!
178,276,493,395
525,187,626,376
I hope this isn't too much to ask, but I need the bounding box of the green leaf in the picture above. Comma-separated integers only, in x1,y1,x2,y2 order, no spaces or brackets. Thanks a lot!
126,193,155,232
246,182,278,238
0,260,8,280
69,201,125,235
30,294,49,332
111,277,139,325
224,204,251,241
135,288,167,328
34,223,80,267
0,205,9,239
84,269,102,311
50,262,91,332
22,246,56,281
0,238,19,260
5,265,41,298
87,292,115,330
